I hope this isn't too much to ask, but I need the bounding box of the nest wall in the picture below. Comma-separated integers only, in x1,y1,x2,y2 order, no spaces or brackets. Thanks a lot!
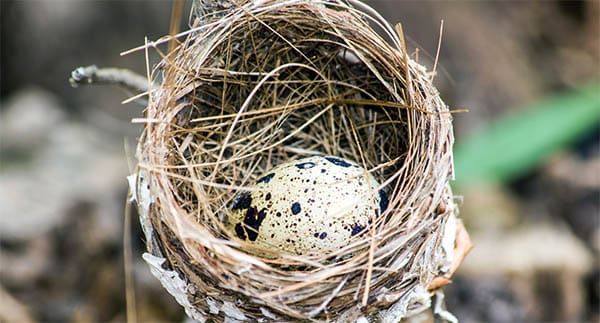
133,0,456,321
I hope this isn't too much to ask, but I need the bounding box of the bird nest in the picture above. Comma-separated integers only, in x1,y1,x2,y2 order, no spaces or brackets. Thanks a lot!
129,0,460,321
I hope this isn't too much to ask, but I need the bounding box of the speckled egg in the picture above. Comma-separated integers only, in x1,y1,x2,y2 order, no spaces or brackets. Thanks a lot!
226,156,389,256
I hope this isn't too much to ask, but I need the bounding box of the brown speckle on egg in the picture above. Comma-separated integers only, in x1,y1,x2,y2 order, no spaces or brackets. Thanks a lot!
296,161,316,169
291,202,302,215
235,223,246,240
351,224,365,236
257,173,275,184
232,192,252,210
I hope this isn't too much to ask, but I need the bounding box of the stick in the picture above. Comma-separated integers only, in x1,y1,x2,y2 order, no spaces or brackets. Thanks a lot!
69,65,153,94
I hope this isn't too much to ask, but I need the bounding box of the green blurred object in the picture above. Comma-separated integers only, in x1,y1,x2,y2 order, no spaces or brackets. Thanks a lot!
453,81,600,187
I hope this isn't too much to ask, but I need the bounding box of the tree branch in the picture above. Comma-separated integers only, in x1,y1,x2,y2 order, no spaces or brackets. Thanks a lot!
69,65,153,94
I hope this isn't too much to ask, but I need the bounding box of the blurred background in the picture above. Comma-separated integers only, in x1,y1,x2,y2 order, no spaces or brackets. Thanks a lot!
1,1,598,322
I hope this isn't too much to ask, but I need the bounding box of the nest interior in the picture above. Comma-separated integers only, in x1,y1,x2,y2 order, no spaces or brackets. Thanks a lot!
136,0,455,320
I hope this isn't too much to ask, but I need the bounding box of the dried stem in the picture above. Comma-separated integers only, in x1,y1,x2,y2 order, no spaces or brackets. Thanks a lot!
69,65,153,94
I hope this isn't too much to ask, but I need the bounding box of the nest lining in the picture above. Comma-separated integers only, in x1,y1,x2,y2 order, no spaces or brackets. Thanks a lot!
133,0,456,321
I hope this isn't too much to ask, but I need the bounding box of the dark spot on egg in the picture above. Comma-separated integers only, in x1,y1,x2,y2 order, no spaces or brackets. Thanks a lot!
291,202,302,215
234,223,246,240
379,189,389,213
314,232,319,238
351,224,365,236
257,173,275,184
325,157,351,167
321,168,327,173
242,207,267,241
265,192,272,201
296,161,316,169
319,232,328,239
276,212,282,217
232,192,252,210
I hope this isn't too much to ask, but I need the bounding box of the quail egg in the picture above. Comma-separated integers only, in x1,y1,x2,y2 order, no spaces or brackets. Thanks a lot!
226,156,389,256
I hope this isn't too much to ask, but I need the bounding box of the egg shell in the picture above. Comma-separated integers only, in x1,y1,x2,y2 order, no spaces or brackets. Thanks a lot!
227,156,389,256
